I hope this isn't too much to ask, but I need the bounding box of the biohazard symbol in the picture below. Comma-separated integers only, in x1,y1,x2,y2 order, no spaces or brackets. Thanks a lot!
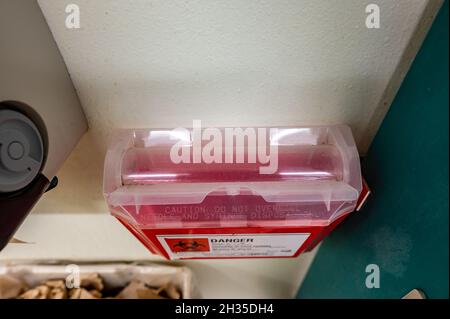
173,240,205,251
166,238,210,252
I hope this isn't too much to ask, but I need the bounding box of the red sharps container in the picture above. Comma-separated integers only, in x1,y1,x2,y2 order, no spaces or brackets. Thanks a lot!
103,125,363,260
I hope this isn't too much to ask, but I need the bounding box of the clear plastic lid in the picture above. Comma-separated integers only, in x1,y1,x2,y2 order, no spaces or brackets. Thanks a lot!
103,125,362,228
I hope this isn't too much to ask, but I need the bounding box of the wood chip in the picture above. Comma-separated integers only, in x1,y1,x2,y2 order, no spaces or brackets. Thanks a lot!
136,288,165,299
5,272,182,299
116,280,148,299
163,283,181,299
88,289,102,298
48,288,67,299
44,279,66,290
80,273,104,291
69,288,98,299
18,285,50,299
0,275,27,299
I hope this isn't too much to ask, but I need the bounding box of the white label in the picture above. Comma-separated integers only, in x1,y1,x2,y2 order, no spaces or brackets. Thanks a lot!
157,233,310,259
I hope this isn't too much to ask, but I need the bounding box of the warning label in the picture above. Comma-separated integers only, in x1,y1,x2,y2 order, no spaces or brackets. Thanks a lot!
157,233,310,259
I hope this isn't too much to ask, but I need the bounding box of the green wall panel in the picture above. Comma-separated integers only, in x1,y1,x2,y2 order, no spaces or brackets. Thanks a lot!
298,1,449,299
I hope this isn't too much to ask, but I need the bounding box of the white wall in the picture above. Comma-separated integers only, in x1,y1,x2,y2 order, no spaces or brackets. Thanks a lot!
39,0,430,149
